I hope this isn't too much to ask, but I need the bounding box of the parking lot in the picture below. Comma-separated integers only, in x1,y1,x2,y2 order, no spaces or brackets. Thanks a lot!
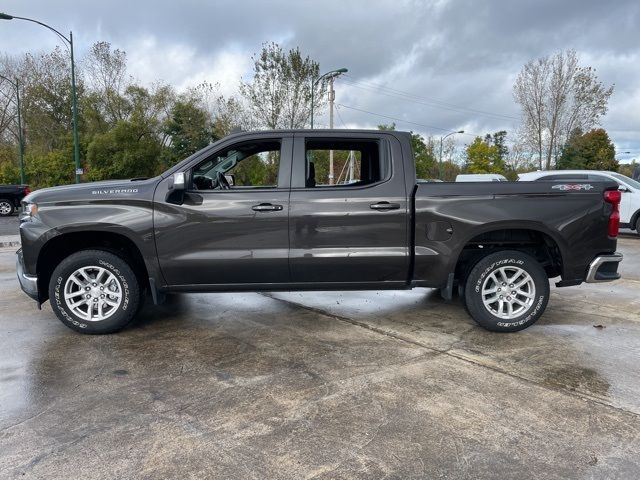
1,234,639,479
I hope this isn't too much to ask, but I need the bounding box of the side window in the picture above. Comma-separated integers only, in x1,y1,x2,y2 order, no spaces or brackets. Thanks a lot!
191,140,281,190
304,139,389,188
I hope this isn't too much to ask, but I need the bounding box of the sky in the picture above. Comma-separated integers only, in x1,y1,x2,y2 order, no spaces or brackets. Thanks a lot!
1,0,639,162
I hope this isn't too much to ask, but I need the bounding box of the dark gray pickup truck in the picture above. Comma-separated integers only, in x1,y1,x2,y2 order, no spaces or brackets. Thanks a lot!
16,130,623,334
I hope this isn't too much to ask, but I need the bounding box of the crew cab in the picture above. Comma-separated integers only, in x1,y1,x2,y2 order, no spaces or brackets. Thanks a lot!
0,184,30,216
16,130,623,334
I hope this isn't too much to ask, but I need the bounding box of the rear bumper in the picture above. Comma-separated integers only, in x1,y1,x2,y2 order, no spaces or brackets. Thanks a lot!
585,253,623,283
16,249,39,301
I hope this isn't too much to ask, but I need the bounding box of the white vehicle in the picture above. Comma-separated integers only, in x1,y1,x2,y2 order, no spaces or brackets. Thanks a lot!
456,174,508,182
518,170,640,233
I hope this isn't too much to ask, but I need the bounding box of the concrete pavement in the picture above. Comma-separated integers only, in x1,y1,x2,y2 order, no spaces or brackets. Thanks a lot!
1,236,639,478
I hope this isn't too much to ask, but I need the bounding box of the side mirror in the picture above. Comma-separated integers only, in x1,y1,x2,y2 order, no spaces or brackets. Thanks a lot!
166,172,186,204
169,172,186,192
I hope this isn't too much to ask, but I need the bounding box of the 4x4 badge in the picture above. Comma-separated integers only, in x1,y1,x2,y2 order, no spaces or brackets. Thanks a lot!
552,184,594,191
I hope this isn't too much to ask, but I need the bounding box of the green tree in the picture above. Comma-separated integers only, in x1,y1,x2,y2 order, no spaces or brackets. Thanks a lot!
86,120,162,180
26,148,75,188
619,160,638,179
377,123,437,178
558,128,618,171
484,131,509,160
465,137,505,174
163,100,213,164
0,144,20,184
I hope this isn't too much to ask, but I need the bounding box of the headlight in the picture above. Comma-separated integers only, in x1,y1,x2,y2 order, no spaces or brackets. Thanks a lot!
20,202,38,221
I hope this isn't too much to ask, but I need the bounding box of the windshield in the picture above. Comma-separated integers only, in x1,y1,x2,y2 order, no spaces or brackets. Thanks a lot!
611,173,640,190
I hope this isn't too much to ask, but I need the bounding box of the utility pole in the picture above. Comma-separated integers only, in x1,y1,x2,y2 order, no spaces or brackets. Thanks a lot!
329,76,335,184
348,150,355,182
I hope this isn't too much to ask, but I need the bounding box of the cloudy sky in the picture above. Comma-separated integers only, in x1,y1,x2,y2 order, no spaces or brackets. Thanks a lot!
1,0,639,161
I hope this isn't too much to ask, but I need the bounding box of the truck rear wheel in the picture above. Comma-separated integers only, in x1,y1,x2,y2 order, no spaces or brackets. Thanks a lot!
48,250,141,334
464,250,549,332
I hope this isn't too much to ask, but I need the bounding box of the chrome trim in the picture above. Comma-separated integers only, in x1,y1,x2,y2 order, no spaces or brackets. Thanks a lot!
586,253,623,283
16,249,39,300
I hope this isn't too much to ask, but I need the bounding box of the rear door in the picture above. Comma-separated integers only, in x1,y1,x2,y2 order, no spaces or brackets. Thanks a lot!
288,132,409,285
154,135,293,286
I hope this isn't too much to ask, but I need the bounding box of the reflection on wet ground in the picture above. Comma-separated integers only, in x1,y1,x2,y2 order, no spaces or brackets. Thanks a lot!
1,236,639,478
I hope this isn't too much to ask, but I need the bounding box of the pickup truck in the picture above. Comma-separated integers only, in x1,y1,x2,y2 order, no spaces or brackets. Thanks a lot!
0,184,30,216
16,129,623,334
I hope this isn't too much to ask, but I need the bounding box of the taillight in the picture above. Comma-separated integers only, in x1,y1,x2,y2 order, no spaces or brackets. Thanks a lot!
604,190,621,238
23,186,31,195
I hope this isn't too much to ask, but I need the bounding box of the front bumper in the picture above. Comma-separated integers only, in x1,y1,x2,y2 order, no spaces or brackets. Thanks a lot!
16,248,39,302
585,253,623,283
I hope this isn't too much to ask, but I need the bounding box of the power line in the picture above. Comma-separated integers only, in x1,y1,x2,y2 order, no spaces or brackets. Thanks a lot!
341,74,519,122
334,104,348,128
336,103,479,138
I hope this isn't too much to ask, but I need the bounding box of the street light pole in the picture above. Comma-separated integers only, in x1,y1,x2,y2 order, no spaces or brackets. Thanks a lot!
0,12,82,183
0,74,25,184
69,31,81,183
328,76,335,184
310,67,347,129
439,130,464,180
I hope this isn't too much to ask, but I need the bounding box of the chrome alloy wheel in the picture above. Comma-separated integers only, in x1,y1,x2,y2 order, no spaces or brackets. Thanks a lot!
0,201,12,215
63,266,123,321
481,266,536,319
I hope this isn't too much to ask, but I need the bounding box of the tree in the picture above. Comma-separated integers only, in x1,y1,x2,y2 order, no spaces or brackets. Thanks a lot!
484,131,509,160
83,42,130,126
86,120,162,180
558,128,618,171
25,148,75,188
377,123,438,178
465,137,505,174
513,49,613,170
240,42,325,129
163,99,212,164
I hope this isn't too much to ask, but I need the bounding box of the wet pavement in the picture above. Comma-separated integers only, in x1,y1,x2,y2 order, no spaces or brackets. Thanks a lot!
0,215,19,237
1,235,639,479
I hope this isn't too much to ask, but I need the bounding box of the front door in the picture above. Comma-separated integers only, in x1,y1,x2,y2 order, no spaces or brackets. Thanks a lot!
288,133,409,285
154,135,292,286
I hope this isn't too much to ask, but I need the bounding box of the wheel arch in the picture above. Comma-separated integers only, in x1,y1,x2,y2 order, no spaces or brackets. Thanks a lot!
36,230,150,302
452,225,565,286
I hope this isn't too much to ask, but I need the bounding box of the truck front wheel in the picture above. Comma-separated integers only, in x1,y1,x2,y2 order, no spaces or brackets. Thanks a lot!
464,250,549,332
48,250,141,334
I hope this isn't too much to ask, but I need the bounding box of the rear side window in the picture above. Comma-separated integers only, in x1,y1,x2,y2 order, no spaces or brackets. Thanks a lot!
304,139,389,188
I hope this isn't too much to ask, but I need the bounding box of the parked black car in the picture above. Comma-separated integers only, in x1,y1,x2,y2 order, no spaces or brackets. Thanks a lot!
16,130,623,334
0,184,30,216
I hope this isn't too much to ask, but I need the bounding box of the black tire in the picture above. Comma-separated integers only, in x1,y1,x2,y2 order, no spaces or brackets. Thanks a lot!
49,249,141,334
464,250,550,332
0,198,14,216
636,216,640,236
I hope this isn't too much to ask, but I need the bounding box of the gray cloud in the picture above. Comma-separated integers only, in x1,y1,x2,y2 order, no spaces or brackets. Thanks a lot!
1,0,638,159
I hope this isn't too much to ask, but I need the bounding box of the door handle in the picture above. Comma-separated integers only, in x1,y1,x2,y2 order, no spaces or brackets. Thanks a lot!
252,203,283,212
370,202,400,211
